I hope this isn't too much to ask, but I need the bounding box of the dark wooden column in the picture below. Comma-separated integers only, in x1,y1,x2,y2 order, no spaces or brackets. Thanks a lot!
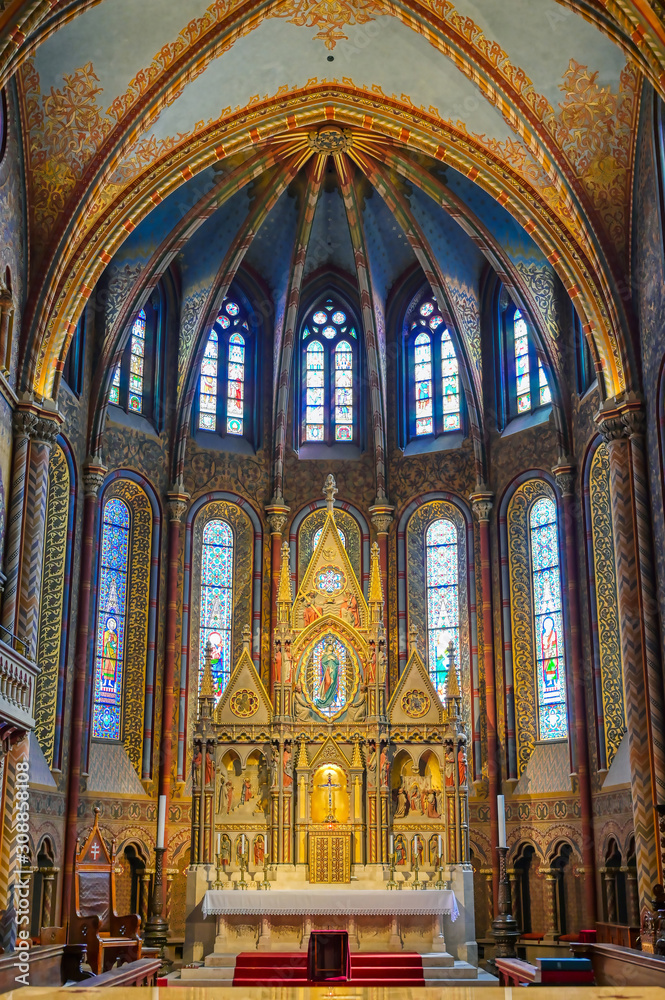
61,462,106,921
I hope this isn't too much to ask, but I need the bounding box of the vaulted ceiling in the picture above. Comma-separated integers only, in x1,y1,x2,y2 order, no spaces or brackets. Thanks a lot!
2,0,662,408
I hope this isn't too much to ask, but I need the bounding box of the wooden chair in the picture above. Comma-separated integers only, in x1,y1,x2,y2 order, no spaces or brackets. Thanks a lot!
68,808,141,975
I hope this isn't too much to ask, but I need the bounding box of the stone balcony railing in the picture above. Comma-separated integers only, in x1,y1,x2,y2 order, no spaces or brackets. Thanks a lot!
0,626,40,736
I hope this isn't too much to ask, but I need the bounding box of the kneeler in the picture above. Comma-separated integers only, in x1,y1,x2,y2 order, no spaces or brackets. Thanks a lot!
307,929,349,982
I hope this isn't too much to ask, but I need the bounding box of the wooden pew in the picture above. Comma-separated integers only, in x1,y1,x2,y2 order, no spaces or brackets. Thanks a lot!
496,956,594,986
68,808,141,975
570,941,665,986
79,957,161,987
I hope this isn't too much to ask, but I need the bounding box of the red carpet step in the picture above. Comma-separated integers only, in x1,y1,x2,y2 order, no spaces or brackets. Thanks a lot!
233,951,425,987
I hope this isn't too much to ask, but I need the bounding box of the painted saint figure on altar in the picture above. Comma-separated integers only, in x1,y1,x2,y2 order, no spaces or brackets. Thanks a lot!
254,836,265,866
315,642,340,710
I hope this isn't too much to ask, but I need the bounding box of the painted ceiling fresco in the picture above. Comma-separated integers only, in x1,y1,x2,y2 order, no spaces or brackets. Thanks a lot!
2,0,661,405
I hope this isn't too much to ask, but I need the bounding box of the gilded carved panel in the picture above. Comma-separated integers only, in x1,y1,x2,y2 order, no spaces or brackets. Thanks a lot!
406,500,471,736
105,479,152,774
297,508,361,588
589,444,625,766
35,444,69,767
507,479,553,776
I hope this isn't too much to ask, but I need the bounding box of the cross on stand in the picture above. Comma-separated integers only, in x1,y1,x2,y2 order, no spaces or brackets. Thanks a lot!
318,771,341,824
90,842,101,860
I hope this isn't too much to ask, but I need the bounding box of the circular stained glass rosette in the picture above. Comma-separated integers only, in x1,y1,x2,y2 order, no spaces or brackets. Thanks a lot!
230,688,259,718
315,564,346,594
401,689,430,718
313,310,328,324
226,301,239,316
420,301,434,316
219,315,230,329
332,310,346,325
227,418,242,435
430,315,443,329
322,326,336,339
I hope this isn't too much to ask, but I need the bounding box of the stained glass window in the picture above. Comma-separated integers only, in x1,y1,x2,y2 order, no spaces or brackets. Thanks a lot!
199,330,218,431
425,518,459,699
305,341,325,441
109,365,121,405
128,310,146,413
334,341,353,440
441,329,460,431
529,497,567,740
415,332,433,435
92,498,130,740
538,359,551,406
312,525,345,550
514,309,531,414
301,297,357,445
410,296,461,439
200,519,234,699
227,333,244,435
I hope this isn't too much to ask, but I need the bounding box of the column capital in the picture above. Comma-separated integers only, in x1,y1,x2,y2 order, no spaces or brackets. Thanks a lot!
166,492,190,523
369,502,394,535
469,490,494,522
265,497,290,536
83,460,107,498
552,459,576,498
33,411,63,448
596,391,645,443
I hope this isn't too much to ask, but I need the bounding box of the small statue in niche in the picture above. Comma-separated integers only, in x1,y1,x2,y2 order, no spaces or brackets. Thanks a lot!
303,591,322,625
341,590,360,628
192,748,202,786
254,836,265,867
270,746,280,787
458,745,467,786
426,790,440,819
283,640,293,684
365,641,376,684
240,775,252,805
273,641,282,683
293,683,311,722
346,683,367,722
394,835,407,866
379,746,389,787
444,747,455,787
205,747,215,787
394,781,409,819
378,641,387,684
283,745,293,788
220,833,231,867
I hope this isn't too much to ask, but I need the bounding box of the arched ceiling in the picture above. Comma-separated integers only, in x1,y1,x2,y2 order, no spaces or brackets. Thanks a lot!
3,0,661,405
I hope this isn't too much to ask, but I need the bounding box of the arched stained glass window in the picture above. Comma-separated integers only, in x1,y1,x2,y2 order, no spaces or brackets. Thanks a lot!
128,309,146,412
514,309,531,413
334,341,353,440
414,332,433,435
197,297,254,440
199,330,218,431
305,341,325,441
109,364,121,406
425,518,459,697
300,297,358,446
409,296,461,440
200,519,234,699
529,497,567,740
312,525,346,550
226,333,245,435
92,498,130,740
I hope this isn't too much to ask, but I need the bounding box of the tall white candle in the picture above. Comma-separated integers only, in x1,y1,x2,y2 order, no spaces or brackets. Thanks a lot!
216,832,221,856
389,834,394,854
497,794,507,848
241,834,246,855
438,834,442,861
264,833,268,857
156,795,166,850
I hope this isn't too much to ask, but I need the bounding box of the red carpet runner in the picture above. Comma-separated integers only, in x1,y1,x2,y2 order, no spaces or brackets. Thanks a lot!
233,951,425,987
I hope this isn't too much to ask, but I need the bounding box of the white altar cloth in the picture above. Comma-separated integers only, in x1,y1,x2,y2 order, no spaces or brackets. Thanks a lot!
202,888,458,921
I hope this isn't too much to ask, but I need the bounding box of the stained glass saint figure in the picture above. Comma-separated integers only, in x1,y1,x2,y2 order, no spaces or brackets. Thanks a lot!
316,642,340,710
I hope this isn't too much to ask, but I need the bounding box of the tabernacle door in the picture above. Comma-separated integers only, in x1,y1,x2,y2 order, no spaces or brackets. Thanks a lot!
309,828,352,883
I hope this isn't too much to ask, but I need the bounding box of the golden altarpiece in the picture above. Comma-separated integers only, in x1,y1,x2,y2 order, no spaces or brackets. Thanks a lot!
184,482,477,971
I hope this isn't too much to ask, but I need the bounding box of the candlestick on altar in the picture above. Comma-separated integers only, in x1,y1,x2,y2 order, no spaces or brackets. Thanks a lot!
490,845,519,960
237,846,249,890
156,796,166,850
214,851,224,889
386,852,397,890
497,794,507,848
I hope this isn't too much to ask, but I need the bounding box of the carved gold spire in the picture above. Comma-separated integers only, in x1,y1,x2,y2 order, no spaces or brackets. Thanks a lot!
368,541,384,626
323,473,338,512
242,623,251,655
444,640,461,720
277,540,292,625
200,639,215,700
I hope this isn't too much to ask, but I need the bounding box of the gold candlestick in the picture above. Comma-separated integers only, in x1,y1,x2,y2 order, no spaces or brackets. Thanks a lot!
214,852,224,889
237,847,249,890
260,855,271,890
386,851,397,890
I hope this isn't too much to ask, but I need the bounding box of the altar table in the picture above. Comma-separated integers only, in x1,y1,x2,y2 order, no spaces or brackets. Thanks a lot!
202,888,459,920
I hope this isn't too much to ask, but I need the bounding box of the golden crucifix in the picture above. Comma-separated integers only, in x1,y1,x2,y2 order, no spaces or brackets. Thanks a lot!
317,770,341,823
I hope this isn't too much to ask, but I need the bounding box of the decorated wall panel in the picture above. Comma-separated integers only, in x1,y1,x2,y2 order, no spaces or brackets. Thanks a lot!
297,507,361,588
35,443,71,767
587,443,625,768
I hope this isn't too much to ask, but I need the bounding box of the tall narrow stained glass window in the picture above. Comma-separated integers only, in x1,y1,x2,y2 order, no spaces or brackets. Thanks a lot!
109,365,121,405
514,309,531,413
197,298,253,439
529,497,567,740
425,518,459,698
410,296,461,440
128,309,146,412
92,498,130,740
200,519,234,699
301,297,357,445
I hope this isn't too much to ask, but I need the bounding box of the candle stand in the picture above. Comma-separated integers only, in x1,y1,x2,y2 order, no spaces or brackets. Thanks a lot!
386,852,397,890
433,865,446,890
237,848,249,890
259,856,271,890
213,852,224,890
491,846,519,959
144,846,170,966
412,853,425,890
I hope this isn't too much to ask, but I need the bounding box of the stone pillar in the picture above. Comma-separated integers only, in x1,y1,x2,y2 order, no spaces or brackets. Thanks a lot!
601,868,617,923
39,867,58,928
597,394,665,907
369,503,393,615
61,461,106,921
257,913,271,951
507,868,518,927
470,490,499,913
626,866,640,927
552,461,597,926
1,408,37,638
265,502,289,696
157,490,189,886
139,871,151,926
540,868,560,941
